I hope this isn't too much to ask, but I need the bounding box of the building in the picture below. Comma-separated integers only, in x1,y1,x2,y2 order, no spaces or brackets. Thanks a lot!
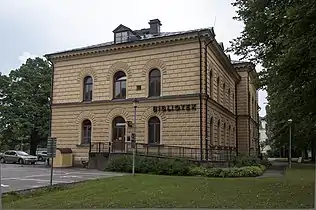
259,116,271,154
45,19,259,165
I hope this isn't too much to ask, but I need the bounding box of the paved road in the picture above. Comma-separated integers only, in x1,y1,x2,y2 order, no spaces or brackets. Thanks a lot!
0,163,126,193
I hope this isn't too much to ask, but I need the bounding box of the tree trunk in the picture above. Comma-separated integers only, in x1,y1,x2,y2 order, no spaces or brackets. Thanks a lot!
29,132,39,155
311,138,315,162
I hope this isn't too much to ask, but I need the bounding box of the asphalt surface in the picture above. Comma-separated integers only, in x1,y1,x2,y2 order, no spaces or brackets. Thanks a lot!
0,163,126,193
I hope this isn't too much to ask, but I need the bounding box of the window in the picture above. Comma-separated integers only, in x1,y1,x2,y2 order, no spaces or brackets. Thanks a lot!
223,122,226,145
210,117,213,146
217,77,220,102
217,120,220,144
228,125,231,146
83,76,93,101
149,69,161,97
115,31,129,43
113,71,126,99
223,83,226,106
82,120,92,144
148,117,160,144
228,88,231,110
209,69,213,98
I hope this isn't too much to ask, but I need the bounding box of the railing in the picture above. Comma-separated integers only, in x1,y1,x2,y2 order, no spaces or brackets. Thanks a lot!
90,142,236,162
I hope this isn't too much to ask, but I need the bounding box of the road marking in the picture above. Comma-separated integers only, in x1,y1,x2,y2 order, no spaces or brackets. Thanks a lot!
4,178,70,183
1,184,9,187
60,175,82,178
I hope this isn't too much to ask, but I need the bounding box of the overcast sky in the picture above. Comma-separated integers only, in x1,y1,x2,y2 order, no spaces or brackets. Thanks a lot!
0,0,267,116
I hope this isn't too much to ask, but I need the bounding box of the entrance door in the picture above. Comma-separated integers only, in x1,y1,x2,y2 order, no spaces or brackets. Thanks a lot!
112,116,126,152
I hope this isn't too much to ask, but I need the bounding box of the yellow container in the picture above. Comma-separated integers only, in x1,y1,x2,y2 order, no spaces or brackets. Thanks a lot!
52,148,73,168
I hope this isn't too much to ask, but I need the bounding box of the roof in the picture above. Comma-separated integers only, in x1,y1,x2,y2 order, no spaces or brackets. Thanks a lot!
44,27,215,58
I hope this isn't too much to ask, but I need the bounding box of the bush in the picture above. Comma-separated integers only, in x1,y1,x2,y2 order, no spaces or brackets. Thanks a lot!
232,155,272,169
105,155,194,176
188,165,265,178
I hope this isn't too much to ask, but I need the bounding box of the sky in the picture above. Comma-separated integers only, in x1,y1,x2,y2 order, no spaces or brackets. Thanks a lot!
0,0,268,116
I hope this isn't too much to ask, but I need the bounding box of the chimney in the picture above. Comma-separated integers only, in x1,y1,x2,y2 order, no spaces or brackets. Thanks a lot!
148,19,161,35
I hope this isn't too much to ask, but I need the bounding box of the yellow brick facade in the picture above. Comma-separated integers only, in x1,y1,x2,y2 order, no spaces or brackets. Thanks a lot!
46,25,259,163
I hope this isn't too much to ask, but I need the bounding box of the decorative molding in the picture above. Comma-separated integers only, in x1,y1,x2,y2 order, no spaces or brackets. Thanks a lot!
107,61,131,80
142,59,167,76
141,107,167,122
75,111,97,125
77,67,98,82
105,108,131,124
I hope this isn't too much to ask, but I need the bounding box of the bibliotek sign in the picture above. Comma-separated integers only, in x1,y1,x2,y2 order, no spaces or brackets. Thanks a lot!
153,104,197,113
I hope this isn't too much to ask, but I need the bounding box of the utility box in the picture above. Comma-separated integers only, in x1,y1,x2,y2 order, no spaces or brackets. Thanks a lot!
53,148,73,168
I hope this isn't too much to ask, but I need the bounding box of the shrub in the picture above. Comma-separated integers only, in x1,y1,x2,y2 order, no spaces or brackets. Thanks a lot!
232,155,272,169
105,155,194,176
188,165,265,178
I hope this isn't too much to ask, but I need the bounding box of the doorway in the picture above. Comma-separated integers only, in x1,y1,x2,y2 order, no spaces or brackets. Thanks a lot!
112,116,126,152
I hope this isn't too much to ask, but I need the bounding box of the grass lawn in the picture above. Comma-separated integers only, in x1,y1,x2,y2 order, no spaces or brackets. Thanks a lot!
3,164,315,209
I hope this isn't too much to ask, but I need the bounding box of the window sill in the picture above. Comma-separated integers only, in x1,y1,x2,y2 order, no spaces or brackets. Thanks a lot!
147,143,163,147
82,100,92,104
76,144,90,148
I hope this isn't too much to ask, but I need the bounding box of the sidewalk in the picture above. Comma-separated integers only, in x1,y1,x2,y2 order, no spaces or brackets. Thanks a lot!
257,161,288,178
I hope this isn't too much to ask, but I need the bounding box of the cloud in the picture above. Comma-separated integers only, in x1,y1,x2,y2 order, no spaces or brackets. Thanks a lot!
18,52,38,65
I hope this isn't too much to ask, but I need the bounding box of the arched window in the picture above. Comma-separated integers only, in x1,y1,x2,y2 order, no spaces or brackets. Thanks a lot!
82,119,92,144
223,122,226,146
209,69,213,98
113,71,126,99
228,125,231,146
149,69,161,97
217,119,220,144
228,88,231,110
223,83,226,106
148,116,160,144
217,77,220,102
210,117,213,146
83,76,93,101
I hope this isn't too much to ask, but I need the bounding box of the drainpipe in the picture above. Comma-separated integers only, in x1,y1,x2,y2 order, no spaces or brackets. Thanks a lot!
204,38,213,160
46,57,54,139
198,32,203,161
235,82,238,156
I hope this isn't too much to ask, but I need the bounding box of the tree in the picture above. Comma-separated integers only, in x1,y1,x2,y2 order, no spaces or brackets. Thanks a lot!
229,0,316,161
0,57,52,155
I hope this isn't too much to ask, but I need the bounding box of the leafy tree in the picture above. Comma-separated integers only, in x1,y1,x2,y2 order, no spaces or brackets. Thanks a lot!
0,58,51,155
229,0,316,161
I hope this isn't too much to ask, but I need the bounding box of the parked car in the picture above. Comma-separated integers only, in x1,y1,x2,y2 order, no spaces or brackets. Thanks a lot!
37,151,48,161
0,150,37,164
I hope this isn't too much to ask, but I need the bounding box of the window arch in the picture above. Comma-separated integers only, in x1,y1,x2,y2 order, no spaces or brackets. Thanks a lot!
83,76,93,101
113,71,126,99
82,119,92,144
148,116,160,144
149,69,161,97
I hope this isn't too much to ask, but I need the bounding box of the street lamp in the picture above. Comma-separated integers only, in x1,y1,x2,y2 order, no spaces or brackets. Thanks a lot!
132,98,139,176
288,119,293,168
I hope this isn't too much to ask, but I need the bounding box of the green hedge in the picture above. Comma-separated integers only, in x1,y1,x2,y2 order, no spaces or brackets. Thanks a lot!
232,155,272,168
105,155,266,177
105,155,194,176
188,165,265,177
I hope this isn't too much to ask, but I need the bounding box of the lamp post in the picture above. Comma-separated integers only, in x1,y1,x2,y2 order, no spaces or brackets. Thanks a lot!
0,159,2,210
132,98,139,176
288,119,293,168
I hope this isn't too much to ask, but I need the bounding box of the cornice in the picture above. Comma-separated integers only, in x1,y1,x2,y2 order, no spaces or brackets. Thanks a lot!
45,29,213,61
